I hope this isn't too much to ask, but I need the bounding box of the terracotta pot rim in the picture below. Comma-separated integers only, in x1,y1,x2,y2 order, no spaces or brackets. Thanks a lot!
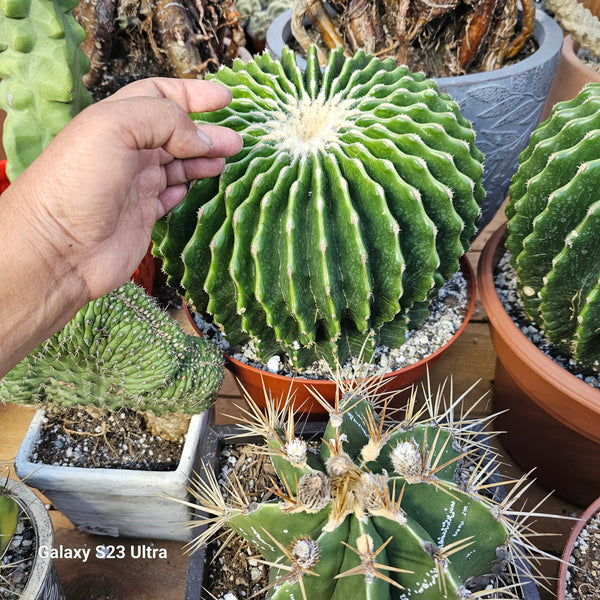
477,222,600,410
557,495,600,599
562,34,600,83
186,255,476,388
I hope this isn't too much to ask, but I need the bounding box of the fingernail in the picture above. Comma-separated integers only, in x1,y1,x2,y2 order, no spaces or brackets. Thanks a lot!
197,128,214,148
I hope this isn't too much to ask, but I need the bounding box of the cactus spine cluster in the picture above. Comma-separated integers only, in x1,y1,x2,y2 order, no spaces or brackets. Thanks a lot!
0,282,224,415
0,0,92,181
0,493,17,559
152,45,484,370
188,377,546,600
506,82,600,370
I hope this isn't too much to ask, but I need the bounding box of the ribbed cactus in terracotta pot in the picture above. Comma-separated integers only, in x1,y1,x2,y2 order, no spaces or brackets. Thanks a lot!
186,377,548,600
478,82,600,506
153,45,483,407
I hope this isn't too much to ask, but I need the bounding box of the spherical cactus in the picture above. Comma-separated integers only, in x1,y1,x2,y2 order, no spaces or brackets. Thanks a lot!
187,377,547,600
152,45,485,370
0,493,18,559
506,82,600,370
0,282,224,415
0,0,92,181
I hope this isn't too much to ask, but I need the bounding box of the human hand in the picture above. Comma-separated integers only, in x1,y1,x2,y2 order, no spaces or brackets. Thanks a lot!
4,77,242,301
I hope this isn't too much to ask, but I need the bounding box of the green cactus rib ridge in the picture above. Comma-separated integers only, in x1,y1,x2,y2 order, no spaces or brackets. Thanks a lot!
152,45,484,369
506,82,600,369
186,377,548,600
0,0,92,181
0,282,224,415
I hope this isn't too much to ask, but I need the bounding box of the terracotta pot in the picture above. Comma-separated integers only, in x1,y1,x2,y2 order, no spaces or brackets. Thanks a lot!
186,256,476,413
478,222,600,506
557,495,600,599
541,34,600,121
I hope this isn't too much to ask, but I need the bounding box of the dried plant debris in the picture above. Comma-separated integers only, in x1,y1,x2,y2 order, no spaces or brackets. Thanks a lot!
75,0,246,99
291,0,537,76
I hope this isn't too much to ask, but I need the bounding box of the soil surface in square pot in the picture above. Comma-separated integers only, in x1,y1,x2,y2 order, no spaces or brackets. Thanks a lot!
30,406,187,470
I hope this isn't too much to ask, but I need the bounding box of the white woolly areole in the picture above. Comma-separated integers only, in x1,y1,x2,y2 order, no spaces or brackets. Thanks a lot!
291,537,320,570
284,438,308,467
298,471,331,511
390,439,423,481
261,97,358,160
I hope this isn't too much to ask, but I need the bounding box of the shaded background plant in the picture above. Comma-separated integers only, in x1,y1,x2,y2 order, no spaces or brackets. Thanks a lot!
505,82,600,371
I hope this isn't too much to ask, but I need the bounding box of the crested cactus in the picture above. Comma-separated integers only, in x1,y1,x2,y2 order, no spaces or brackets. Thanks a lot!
0,493,17,559
152,45,485,370
506,82,600,370
0,282,224,415
0,0,92,181
187,377,548,600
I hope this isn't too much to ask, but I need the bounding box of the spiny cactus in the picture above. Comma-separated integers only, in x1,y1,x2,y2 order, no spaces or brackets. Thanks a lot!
187,376,548,600
506,82,600,370
0,282,224,415
0,493,17,559
152,45,484,370
0,0,92,181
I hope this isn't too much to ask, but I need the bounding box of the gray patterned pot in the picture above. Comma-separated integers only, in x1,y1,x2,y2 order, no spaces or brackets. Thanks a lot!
266,9,563,232
2,478,65,600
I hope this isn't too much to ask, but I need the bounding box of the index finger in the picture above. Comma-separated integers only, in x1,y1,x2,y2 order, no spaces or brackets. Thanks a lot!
105,77,233,115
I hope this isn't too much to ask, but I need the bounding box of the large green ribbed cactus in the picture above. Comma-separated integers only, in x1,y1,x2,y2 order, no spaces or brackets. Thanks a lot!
0,282,224,415
188,378,545,600
152,45,485,370
506,82,600,370
0,0,92,181
0,493,17,559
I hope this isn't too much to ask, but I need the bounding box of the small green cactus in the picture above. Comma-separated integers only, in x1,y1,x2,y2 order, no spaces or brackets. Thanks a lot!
0,0,92,181
0,282,224,415
506,82,600,370
152,45,484,370
187,377,547,600
0,493,18,559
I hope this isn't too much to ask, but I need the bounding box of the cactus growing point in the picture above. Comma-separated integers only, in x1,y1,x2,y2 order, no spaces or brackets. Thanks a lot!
506,82,600,370
0,282,224,416
152,45,484,371
185,375,551,600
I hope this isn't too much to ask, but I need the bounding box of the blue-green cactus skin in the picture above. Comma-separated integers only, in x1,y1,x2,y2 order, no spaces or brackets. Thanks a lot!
0,0,92,180
190,383,539,600
0,282,224,415
152,46,484,370
506,82,600,369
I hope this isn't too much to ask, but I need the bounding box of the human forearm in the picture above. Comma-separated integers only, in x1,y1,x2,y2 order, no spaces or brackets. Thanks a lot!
0,184,89,377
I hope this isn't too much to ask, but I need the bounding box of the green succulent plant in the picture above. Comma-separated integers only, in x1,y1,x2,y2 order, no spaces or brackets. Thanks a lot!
0,492,17,559
0,282,224,415
187,376,547,600
152,45,485,371
0,0,92,181
506,82,600,370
